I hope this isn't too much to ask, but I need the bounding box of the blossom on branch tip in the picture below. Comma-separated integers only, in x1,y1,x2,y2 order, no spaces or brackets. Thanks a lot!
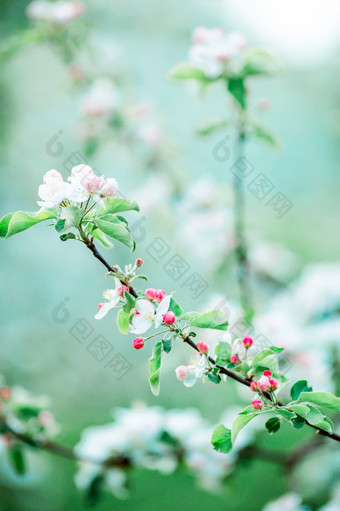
136,258,143,267
175,355,206,387
230,355,238,364
257,375,271,392
263,370,272,377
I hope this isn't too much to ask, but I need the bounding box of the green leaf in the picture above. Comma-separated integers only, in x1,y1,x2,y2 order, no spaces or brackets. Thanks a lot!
215,342,232,366
277,409,297,420
97,198,139,217
60,205,83,229
162,339,172,354
169,62,213,82
315,417,334,434
298,392,340,413
94,215,134,251
250,119,280,149
290,404,310,419
0,210,57,239
188,310,229,331
149,341,163,396
60,232,76,242
306,407,324,426
207,372,221,384
124,290,136,309
7,444,26,475
227,77,246,109
211,425,232,453
196,117,229,136
55,218,66,233
117,309,130,334
252,346,284,367
291,416,305,429
90,228,114,248
265,417,281,434
231,413,258,445
168,297,182,317
291,380,313,401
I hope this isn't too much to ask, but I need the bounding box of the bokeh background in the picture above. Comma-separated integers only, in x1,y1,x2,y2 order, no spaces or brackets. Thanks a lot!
1,1,340,510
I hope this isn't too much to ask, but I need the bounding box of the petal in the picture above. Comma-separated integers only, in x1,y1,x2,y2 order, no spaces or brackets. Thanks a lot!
131,315,152,334
183,367,198,388
154,296,170,328
95,301,115,320
136,299,155,315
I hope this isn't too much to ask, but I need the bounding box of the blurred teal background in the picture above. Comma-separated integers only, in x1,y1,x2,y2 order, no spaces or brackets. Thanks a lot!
0,0,340,509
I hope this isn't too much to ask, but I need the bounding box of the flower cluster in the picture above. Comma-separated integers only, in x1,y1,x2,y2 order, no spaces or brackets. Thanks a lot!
26,0,84,26
189,26,247,79
38,165,118,209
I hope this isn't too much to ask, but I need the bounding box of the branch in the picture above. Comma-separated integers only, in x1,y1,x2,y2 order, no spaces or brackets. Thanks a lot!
82,240,340,445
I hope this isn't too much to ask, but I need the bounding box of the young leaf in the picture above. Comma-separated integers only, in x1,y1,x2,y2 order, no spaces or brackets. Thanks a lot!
162,339,172,354
252,346,284,367
94,215,134,251
215,342,232,366
315,417,334,434
60,205,83,229
227,77,246,109
117,309,130,335
306,406,324,426
211,425,232,453
7,444,26,475
265,417,281,435
231,413,258,445
60,232,77,242
207,372,221,384
291,416,305,430
189,310,229,331
0,210,57,239
90,228,114,248
298,392,340,413
149,341,163,396
277,409,297,420
290,380,312,401
124,290,136,309
96,198,139,217
290,404,310,419
169,62,213,82
168,297,183,317
55,218,66,233
249,119,280,149
196,117,229,136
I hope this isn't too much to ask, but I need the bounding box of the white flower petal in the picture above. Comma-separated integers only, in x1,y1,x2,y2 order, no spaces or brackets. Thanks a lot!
136,299,155,315
155,296,170,328
95,301,116,320
183,367,198,387
131,315,153,334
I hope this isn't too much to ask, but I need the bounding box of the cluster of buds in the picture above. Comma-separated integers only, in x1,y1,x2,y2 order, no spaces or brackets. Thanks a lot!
145,288,166,302
250,370,278,410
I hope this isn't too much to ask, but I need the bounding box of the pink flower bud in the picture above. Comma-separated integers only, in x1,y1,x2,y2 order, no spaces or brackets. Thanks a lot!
136,258,143,267
43,169,63,184
263,370,272,377
154,289,166,302
145,288,156,300
251,399,263,410
117,285,129,297
0,387,11,400
133,337,144,349
230,355,238,364
250,381,258,392
134,309,140,316
98,302,104,310
269,379,278,391
257,375,271,392
175,365,189,380
100,177,119,198
163,311,176,325
243,336,253,349
197,341,209,354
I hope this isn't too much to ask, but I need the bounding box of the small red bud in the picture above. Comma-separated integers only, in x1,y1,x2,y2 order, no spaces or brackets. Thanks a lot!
136,258,143,267
163,311,176,325
242,336,253,349
263,370,272,377
230,355,238,364
133,337,144,349
145,288,156,300
269,379,278,390
98,303,104,310
251,399,263,410
197,341,209,354
118,285,129,297
250,381,258,391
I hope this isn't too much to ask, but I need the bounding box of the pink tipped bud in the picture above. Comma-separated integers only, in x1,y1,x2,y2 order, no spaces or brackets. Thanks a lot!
269,379,278,391
163,311,176,325
136,258,143,267
250,381,258,392
145,288,156,300
257,375,271,392
197,341,209,354
98,302,104,310
134,309,140,316
118,285,129,297
154,289,166,302
230,355,238,364
133,337,144,350
263,370,272,377
175,365,189,380
243,336,253,349
251,399,263,410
